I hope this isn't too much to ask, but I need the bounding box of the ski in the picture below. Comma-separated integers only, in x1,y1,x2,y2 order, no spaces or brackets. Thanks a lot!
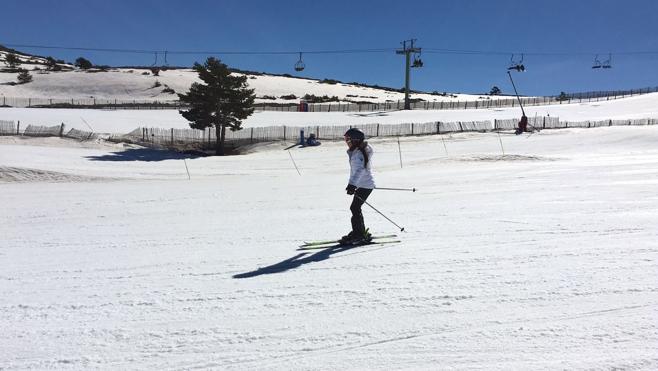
300,234,397,247
297,239,401,251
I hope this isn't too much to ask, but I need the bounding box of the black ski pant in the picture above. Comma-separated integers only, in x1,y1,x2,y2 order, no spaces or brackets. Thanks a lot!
350,188,373,235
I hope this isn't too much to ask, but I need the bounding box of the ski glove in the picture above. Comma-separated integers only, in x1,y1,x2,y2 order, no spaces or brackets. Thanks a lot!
346,184,357,195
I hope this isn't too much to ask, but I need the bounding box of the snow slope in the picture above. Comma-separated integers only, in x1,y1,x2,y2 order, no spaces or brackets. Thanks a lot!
2,92,658,134
1,125,657,369
1,48,494,104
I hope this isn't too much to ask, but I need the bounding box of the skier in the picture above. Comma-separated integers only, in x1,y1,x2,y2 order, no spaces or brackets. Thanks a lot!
305,133,321,146
340,128,375,245
515,115,528,135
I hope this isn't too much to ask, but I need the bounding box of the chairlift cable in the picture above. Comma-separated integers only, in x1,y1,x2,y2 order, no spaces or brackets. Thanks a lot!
4,42,658,59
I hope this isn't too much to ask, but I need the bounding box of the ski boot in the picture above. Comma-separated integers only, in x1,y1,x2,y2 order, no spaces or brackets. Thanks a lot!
350,229,373,246
339,231,356,245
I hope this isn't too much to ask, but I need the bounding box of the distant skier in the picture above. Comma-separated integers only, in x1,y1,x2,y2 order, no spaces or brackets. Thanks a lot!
515,115,528,135
340,128,375,245
305,133,321,146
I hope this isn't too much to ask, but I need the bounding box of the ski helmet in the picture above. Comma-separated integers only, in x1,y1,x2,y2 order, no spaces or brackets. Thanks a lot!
344,128,365,142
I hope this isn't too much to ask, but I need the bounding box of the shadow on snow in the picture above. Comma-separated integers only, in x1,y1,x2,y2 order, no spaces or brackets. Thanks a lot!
85,148,201,162
233,245,358,279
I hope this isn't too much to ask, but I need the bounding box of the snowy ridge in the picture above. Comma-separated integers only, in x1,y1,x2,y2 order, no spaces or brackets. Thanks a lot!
0,166,111,182
1,48,500,103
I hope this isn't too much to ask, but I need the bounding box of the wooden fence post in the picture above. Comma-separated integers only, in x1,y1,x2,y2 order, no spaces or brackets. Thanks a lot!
59,123,65,137
17,121,20,135
171,128,174,145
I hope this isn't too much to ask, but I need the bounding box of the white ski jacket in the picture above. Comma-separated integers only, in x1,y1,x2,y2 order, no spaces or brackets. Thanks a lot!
347,144,375,189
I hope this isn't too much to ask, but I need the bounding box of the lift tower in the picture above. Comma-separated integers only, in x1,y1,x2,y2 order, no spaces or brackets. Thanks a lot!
396,39,422,110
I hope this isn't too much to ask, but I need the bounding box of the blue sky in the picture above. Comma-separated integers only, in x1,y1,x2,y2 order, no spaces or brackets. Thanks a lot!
3,0,658,96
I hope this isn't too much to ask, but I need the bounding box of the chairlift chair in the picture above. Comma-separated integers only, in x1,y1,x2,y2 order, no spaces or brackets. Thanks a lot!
592,55,602,69
507,53,525,72
602,53,612,69
412,52,424,68
294,52,305,72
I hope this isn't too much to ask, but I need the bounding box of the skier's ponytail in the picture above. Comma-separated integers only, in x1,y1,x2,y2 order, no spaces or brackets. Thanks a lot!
359,141,369,167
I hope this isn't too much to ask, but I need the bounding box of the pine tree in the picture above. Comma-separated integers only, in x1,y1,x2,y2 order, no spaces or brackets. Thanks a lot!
45,56,62,71
5,53,20,68
178,57,255,155
17,70,32,84
75,57,93,70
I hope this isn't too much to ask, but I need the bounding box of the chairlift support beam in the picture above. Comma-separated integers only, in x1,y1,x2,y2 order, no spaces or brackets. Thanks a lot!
396,39,422,110
507,70,526,117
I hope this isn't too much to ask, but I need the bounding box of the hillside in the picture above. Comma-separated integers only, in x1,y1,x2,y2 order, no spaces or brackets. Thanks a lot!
0,47,500,104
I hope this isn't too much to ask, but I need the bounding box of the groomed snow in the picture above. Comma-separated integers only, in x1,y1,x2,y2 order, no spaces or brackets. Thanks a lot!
1,124,657,369
2,92,658,134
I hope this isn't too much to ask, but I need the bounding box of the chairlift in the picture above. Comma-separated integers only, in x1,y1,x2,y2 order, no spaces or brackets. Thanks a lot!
294,52,305,72
412,52,424,68
150,52,158,67
507,53,525,72
592,54,612,69
592,55,602,69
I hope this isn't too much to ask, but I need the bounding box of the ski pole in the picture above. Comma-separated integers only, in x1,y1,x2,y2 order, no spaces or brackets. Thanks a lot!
375,187,417,192
355,194,405,232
